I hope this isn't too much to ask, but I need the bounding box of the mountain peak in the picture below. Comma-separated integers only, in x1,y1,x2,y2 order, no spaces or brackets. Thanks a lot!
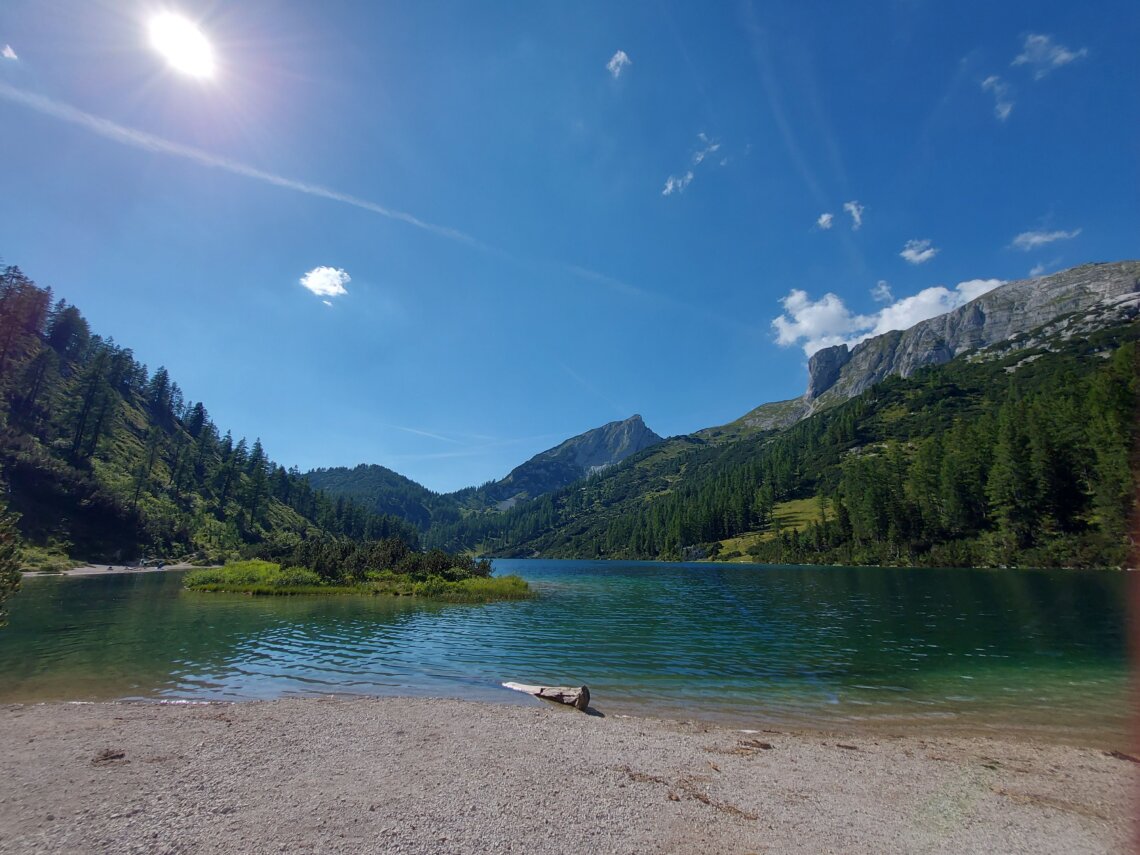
488,415,663,507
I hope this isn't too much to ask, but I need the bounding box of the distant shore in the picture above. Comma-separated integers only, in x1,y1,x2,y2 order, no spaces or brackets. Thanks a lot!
0,697,1132,854
21,562,209,577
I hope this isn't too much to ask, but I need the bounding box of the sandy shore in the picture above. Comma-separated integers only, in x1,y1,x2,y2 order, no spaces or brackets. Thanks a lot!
21,563,206,577
0,697,1133,854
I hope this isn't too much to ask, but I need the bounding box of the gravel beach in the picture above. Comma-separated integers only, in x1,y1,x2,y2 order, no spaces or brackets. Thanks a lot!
0,697,1133,854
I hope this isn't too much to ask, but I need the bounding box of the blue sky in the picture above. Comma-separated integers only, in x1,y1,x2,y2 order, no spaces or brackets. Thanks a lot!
1,1,1136,491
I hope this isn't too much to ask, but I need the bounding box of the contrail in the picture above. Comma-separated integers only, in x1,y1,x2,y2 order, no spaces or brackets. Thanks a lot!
0,81,746,330
380,423,464,445
0,80,482,249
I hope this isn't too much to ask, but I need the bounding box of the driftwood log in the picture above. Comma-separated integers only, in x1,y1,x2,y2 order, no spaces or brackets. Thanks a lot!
502,682,590,711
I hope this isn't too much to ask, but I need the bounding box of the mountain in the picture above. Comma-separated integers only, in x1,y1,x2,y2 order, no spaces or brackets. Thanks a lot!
806,261,1140,409
424,261,1138,568
305,415,664,521
716,262,1140,438
484,415,663,509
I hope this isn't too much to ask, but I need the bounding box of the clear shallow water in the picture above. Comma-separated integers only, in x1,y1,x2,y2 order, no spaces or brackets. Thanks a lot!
0,560,1130,746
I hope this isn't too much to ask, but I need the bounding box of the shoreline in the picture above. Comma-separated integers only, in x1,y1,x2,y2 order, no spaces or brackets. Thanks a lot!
21,562,208,577
0,696,1133,853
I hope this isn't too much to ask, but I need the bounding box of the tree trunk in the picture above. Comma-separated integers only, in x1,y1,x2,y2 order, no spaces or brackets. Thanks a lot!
502,682,590,711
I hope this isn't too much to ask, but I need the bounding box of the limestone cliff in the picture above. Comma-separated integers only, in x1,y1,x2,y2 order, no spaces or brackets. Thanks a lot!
806,261,1139,409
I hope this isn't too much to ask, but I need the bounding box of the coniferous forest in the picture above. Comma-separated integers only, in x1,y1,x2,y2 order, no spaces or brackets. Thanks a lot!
0,264,417,574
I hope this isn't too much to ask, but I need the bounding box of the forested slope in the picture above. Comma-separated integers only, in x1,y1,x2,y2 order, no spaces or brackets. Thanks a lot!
0,264,417,565
425,318,1138,568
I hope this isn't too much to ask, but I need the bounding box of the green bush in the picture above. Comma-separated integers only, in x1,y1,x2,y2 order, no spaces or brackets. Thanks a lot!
274,566,323,587
185,559,530,603
19,545,75,574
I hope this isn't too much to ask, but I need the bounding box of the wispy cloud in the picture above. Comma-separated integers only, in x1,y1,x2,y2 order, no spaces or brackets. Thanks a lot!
606,50,631,79
1,45,16,61
871,280,893,302
1010,228,1081,251
387,431,566,464
662,170,693,196
1012,34,1087,79
662,132,725,197
692,132,721,165
816,212,834,230
981,75,1013,121
900,238,939,265
322,300,333,307
1028,257,1063,278
558,362,628,418
0,81,484,250
380,423,464,445
842,200,864,230
773,278,1003,356
300,266,350,298
0,80,741,332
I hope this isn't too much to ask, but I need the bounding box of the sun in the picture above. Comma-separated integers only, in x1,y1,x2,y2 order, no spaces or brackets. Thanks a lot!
148,12,215,78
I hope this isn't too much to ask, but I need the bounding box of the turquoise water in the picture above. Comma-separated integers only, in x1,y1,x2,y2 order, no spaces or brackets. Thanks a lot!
0,560,1130,746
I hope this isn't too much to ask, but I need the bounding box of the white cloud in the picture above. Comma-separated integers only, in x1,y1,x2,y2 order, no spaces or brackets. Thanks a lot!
981,75,1013,121
1029,262,1046,277
1,45,16,61
1010,228,1081,251
772,290,873,356
843,200,864,230
300,266,351,298
772,278,1004,356
661,133,725,197
692,132,721,165
900,238,939,265
662,170,693,196
322,299,333,307
871,280,893,302
816,212,834,230
606,50,631,79
1012,34,1087,80
954,278,1003,303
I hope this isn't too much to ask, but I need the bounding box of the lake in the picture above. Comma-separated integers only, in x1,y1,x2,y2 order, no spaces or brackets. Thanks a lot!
0,560,1130,747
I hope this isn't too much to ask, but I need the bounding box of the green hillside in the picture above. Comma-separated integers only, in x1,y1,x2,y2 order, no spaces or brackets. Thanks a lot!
424,318,1138,569
0,264,418,567
305,464,458,530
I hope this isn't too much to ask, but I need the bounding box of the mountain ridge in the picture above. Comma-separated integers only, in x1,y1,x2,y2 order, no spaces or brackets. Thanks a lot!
805,260,1139,407
720,261,1139,437
304,414,665,519
486,414,663,509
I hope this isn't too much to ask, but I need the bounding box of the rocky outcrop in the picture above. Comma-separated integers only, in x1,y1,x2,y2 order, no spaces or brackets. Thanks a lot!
489,415,663,507
806,261,1140,408
805,345,851,399
738,397,811,432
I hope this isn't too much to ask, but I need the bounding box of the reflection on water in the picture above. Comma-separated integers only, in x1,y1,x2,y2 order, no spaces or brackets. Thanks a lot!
0,561,1129,746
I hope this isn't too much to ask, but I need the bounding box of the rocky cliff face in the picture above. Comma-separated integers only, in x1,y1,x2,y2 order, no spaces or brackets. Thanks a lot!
806,261,1140,408
489,415,663,508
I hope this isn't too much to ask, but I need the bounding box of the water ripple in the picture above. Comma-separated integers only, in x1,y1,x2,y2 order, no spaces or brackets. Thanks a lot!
0,561,1129,743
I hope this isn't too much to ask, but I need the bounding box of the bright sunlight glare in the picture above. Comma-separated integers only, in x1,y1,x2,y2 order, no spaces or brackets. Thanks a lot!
148,12,215,78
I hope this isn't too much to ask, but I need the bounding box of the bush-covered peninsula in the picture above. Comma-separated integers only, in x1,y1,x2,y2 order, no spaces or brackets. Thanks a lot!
184,537,530,603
